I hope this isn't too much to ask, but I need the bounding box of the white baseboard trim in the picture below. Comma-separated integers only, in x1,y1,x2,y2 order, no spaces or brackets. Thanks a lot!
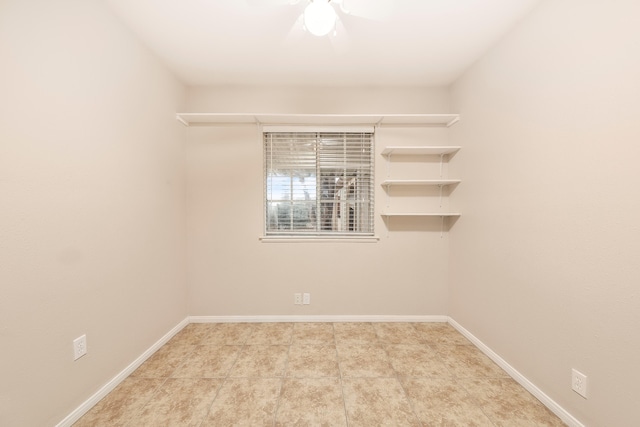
189,314,449,323
448,317,585,427
55,317,189,427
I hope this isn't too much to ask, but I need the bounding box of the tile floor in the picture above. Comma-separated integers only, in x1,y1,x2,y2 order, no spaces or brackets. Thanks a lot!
74,322,566,426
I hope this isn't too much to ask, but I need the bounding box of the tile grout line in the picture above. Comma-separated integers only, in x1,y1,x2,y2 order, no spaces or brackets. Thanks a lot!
427,327,501,427
271,323,295,426
123,333,204,427
456,379,500,427
390,323,427,427
194,324,228,427
122,376,172,427
333,323,351,427
197,323,252,427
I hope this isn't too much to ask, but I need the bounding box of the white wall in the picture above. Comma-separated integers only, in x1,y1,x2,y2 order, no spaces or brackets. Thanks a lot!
187,85,451,114
0,1,187,425
449,0,640,425
185,86,456,316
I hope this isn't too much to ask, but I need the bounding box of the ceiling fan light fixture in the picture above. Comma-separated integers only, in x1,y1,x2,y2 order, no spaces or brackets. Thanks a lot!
303,0,337,37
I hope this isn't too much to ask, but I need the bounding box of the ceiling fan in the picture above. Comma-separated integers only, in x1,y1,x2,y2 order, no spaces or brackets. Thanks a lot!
246,0,395,37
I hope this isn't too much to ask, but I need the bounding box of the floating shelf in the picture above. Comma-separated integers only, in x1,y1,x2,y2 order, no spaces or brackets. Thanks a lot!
381,179,461,187
176,113,460,127
380,212,461,217
381,146,461,156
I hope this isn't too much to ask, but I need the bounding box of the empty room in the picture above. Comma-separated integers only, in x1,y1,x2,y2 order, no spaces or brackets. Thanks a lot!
1,0,639,426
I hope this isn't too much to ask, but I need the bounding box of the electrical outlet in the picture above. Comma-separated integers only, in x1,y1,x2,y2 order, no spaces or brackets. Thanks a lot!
303,293,311,305
73,334,87,360
294,293,302,305
572,369,587,398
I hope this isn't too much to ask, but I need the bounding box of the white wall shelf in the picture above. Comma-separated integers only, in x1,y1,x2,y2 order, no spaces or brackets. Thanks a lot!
176,113,460,127
381,144,462,234
381,212,461,217
381,146,461,156
381,179,461,187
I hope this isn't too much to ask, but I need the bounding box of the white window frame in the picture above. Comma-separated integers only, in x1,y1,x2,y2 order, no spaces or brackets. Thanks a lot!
261,126,378,243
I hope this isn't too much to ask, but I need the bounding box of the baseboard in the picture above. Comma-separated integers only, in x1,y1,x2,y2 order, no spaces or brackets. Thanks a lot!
55,317,190,427
448,317,585,427
189,314,449,323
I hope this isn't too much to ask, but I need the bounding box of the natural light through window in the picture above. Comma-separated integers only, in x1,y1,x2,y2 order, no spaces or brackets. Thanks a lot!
264,130,374,239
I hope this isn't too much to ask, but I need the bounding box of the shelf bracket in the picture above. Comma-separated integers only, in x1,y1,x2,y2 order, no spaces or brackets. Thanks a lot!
446,115,461,127
381,215,390,238
386,153,392,178
176,114,189,127
386,185,390,210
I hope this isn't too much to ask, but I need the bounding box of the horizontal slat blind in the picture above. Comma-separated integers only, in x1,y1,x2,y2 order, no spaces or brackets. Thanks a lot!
265,131,374,237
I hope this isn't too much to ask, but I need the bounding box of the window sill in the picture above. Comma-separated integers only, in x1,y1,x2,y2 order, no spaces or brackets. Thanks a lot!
259,236,380,243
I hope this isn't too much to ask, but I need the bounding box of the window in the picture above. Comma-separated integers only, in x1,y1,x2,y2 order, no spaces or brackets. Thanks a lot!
264,130,374,238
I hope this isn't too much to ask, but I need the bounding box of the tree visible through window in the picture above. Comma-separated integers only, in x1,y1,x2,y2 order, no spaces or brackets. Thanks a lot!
264,131,374,237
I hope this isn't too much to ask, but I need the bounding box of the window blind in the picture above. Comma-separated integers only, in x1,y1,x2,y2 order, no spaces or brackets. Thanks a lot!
264,131,374,237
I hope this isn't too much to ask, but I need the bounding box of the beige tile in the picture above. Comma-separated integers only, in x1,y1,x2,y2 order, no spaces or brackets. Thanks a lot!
202,378,281,426
373,322,425,344
342,378,421,427
166,323,216,348
132,378,222,426
292,322,335,345
171,345,241,378
437,345,509,378
337,344,395,377
401,377,494,426
131,344,195,378
528,405,568,426
73,378,163,427
201,323,254,345
461,378,566,427
247,322,294,345
286,345,340,378
413,322,472,346
76,323,565,427
385,344,452,378
333,322,379,345
275,378,347,426
229,345,289,378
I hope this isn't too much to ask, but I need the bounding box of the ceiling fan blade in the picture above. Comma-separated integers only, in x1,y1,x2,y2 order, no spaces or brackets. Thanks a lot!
334,0,396,21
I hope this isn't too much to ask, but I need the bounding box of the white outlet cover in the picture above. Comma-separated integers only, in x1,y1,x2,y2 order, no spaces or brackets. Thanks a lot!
73,335,87,360
303,293,311,305
572,368,587,398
